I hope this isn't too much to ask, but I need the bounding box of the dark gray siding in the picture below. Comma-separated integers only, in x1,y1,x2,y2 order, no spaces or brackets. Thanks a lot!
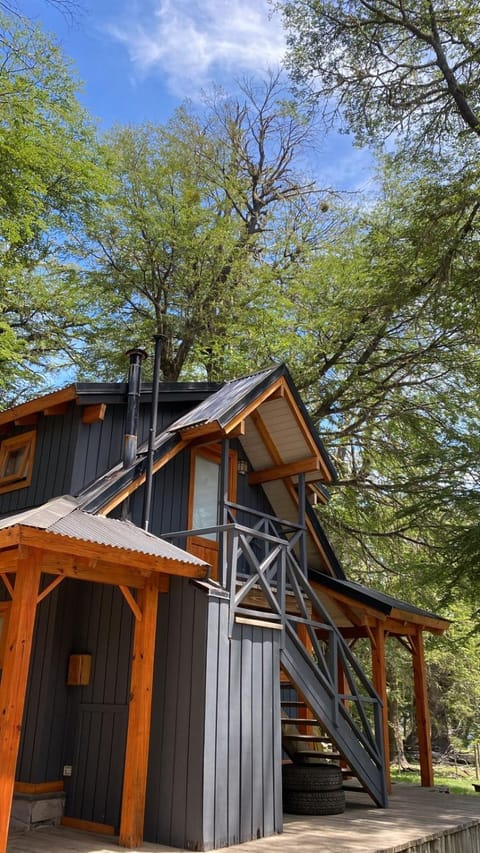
145,578,283,851
0,406,80,515
62,582,134,829
17,579,74,782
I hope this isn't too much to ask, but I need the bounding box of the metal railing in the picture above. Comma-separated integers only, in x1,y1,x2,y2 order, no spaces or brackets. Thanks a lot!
164,500,386,805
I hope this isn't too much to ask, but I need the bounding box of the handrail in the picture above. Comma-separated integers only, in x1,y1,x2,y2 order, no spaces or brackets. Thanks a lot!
165,507,386,804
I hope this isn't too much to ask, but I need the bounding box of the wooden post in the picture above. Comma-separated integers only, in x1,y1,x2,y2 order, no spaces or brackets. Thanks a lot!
412,627,434,787
370,622,391,793
0,548,41,853
119,581,159,848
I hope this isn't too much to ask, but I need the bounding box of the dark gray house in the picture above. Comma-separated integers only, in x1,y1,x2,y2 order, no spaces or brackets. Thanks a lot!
0,362,449,852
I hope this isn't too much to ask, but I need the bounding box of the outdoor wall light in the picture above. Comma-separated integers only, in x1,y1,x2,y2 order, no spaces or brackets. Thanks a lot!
237,459,249,475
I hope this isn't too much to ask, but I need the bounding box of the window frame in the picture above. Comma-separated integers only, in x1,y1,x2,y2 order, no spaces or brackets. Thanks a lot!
0,430,36,494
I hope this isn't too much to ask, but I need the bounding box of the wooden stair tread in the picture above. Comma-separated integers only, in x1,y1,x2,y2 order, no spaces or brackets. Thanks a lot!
283,733,332,743
293,750,342,761
280,700,305,707
281,717,321,727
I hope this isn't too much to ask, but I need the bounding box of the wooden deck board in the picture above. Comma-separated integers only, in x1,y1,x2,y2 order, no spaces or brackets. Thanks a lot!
7,785,480,853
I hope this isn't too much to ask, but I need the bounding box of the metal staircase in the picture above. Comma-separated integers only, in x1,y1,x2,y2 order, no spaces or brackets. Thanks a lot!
222,501,388,809
167,499,388,809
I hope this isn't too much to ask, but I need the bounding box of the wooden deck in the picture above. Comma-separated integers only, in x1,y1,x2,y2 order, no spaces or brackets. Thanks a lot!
7,785,480,853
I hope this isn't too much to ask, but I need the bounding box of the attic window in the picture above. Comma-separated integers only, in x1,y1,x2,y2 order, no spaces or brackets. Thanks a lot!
0,430,36,493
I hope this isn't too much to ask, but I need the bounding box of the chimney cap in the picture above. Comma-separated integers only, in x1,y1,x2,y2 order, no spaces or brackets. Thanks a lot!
126,347,148,361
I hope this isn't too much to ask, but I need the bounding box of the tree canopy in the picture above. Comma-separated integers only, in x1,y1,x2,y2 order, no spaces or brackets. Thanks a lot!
0,9,105,405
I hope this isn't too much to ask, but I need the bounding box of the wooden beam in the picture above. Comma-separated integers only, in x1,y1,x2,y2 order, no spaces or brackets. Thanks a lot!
43,403,68,416
390,607,450,634
0,572,14,597
97,440,188,517
119,585,142,621
281,383,335,484
37,575,65,604
412,627,434,787
14,527,208,579
0,548,41,853
82,403,107,424
224,377,284,432
248,456,321,486
180,421,222,441
119,581,158,848
370,621,391,793
14,414,38,426
0,386,77,427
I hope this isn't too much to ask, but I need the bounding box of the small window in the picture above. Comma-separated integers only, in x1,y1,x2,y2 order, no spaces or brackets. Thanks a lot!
0,430,36,493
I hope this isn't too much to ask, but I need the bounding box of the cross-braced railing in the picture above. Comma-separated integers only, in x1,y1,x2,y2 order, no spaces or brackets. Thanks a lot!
164,500,387,806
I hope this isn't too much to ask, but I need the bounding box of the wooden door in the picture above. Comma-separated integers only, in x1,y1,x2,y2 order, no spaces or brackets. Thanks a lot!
187,445,237,581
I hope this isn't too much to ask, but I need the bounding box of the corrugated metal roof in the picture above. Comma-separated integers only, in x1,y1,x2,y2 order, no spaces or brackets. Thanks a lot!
0,495,207,567
171,366,279,430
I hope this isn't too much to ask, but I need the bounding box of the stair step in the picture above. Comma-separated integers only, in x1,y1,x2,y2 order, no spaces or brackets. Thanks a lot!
283,733,331,743
281,717,321,727
293,750,342,762
280,700,305,707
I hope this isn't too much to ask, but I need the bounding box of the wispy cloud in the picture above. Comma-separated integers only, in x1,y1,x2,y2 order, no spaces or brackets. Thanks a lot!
107,0,286,96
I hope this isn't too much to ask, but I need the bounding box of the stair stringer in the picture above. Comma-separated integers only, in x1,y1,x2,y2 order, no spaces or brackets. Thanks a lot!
281,627,388,808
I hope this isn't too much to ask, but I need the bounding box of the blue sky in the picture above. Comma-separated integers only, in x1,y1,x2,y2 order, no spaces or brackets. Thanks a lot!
23,0,374,191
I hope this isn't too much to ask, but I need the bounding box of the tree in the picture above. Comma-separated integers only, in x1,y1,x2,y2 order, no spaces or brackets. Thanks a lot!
277,0,480,154
0,9,106,405
81,75,331,382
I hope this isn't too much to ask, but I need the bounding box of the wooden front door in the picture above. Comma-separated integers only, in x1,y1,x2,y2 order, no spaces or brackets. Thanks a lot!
187,445,237,581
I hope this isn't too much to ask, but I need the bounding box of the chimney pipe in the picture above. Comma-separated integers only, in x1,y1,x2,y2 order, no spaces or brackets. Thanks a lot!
123,348,148,469
142,334,166,531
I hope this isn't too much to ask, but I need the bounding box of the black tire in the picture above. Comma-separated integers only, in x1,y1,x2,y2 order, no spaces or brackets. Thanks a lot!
282,763,343,792
283,787,346,815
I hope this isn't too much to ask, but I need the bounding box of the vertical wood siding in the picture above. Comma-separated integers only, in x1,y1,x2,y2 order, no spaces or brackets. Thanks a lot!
145,578,282,851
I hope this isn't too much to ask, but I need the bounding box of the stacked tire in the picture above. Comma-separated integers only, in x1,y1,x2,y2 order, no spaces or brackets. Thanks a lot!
282,762,345,815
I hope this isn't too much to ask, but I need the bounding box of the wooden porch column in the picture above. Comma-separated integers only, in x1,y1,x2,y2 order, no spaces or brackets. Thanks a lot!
411,627,434,787
370,622,391,792
119,580,159,848
0,549,41,853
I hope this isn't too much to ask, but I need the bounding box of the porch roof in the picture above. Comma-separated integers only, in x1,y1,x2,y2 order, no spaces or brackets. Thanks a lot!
0,495,208,582
311,571,451,635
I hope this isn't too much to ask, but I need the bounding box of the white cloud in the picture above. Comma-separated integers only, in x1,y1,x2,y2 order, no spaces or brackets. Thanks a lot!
107,0,286,96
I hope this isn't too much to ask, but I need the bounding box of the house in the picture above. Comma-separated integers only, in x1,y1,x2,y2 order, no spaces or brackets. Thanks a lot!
0,357,450,852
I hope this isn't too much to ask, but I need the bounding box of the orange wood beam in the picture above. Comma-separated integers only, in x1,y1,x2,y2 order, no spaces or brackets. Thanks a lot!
14,414,38,427
43,403,68,416
82,403,107,424
97,440,188,517
412,627,434,787
224,377,285,432
0,548,41,853
0,386,77,427
119,581,158,848
0,527,207,580
370,621,391,793
248,456,321,486
0,572,14,597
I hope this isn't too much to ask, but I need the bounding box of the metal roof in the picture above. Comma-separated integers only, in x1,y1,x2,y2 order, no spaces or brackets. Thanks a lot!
0,495,207,567
310,571,450,625
172,366,279,430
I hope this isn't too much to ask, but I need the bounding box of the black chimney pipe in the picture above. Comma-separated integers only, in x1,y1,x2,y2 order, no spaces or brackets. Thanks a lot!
142,334,165,531
123,348,148,469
